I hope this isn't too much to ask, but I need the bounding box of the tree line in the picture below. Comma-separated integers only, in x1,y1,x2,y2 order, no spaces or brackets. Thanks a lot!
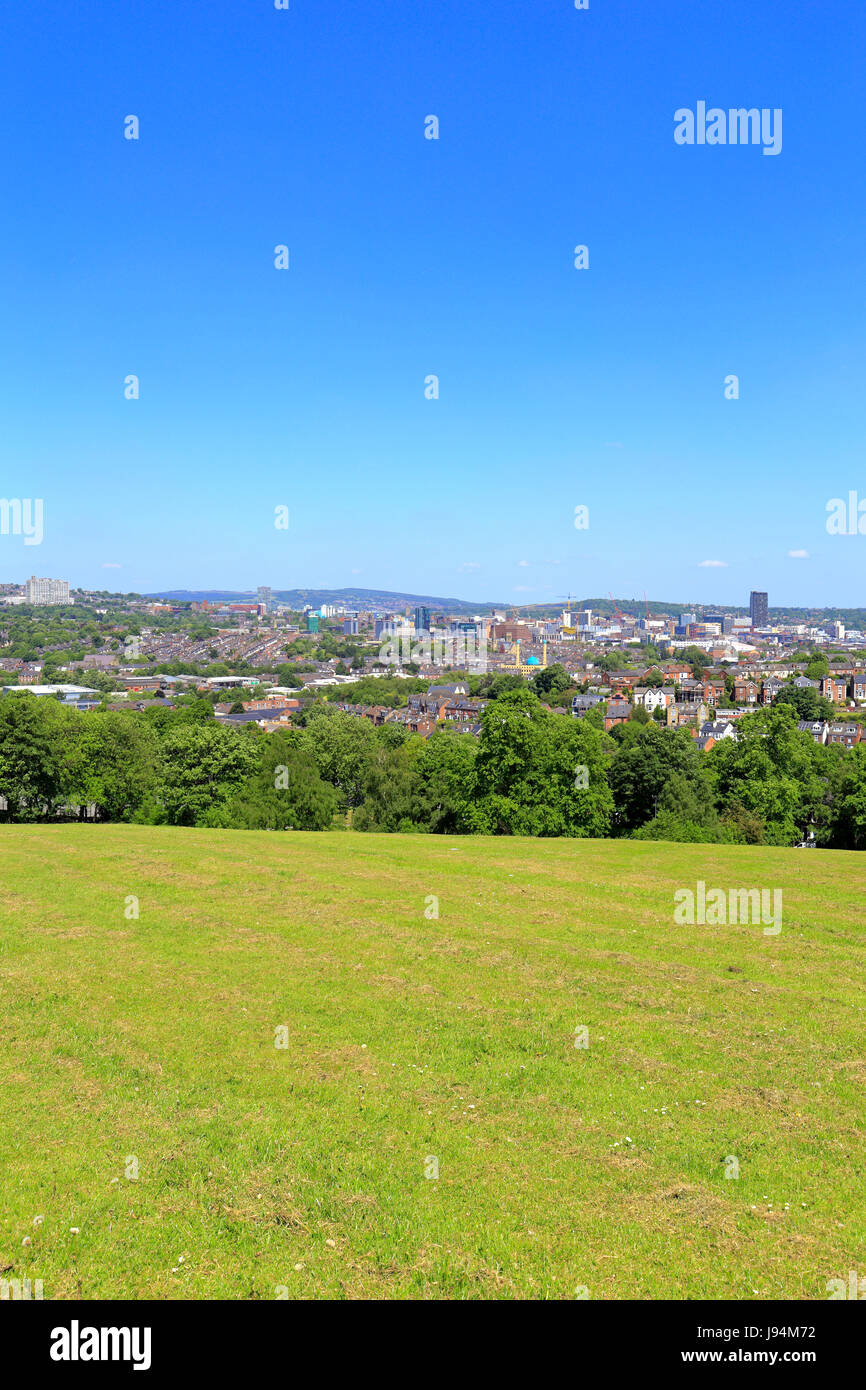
0,688,865,849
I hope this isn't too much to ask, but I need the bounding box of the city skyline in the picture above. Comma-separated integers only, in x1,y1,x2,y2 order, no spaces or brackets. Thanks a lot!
8,571,866,629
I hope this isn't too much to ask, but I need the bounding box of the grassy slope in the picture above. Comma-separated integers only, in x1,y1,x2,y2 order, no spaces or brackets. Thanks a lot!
0,826,864,1300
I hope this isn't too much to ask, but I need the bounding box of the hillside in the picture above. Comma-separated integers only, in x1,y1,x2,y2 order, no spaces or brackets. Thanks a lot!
1,827,863,1299
150,587,504,613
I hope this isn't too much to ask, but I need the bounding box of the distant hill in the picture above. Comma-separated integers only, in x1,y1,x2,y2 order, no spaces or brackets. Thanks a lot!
150,587,505,614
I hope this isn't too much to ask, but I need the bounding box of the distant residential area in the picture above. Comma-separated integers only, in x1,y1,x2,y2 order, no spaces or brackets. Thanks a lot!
1,578,866,849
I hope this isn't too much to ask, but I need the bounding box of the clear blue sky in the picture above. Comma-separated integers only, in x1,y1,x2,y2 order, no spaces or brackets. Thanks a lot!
1,0,864,606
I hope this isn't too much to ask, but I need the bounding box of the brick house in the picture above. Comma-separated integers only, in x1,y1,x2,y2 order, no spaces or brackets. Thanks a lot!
442,699,487,725
821,676,848,705
700,677,726,705
608,671,642,696
604,699,632,731
661,662,692,683
733,678,759,704
827,722,861,748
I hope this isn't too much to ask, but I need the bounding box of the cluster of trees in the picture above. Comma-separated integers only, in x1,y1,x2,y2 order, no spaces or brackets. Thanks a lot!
1,690,866,849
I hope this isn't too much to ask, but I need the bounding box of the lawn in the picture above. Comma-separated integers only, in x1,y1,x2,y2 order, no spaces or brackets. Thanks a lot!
1,825,864,1300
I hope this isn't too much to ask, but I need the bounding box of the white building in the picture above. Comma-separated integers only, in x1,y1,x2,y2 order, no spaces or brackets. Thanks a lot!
632,686,677,712
24,575,70,606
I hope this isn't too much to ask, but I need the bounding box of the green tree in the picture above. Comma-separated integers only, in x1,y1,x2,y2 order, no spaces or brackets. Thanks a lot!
210,733,337,830
823,743,866,849
471,689,613,837
706,705,820,845
774,684,833,722
158,723,259,825
64,711,160,821
0,695,69,820
302,709,379,808
530,663,571,696
608,723,708,832
805,653,829,680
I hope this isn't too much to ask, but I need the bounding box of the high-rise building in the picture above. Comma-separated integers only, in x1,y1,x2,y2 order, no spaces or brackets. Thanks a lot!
705,613,734,634
749,591,768,627
25,575,70,606
414,605,432,633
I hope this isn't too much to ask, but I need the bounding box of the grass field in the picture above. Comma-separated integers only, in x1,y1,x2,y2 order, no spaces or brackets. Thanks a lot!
1,825,864,1300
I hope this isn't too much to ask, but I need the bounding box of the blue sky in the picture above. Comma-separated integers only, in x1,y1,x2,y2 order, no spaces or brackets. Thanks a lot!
1,0,864,606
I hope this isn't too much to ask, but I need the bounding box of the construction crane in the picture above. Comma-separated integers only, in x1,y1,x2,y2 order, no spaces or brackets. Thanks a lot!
608,592,625,626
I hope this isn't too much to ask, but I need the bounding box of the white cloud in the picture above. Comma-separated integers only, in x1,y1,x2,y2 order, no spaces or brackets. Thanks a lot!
787,549,809,559
698,559,728,568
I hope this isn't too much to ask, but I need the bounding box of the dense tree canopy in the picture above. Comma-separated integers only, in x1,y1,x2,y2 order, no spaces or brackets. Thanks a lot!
0,687,864,850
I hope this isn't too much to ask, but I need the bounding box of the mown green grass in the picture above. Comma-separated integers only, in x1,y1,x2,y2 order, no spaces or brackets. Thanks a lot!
1,826,864,1300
